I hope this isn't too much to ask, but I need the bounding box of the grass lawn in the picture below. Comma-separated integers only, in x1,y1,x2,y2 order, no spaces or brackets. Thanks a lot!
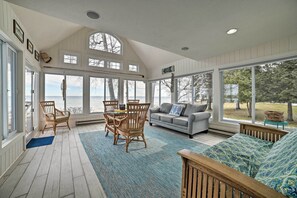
224,102,297,128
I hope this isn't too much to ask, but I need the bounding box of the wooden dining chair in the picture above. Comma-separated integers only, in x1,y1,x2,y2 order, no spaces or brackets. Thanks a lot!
40,101,71,135
127,99,140,104
103,100,119,138
114,103,150,152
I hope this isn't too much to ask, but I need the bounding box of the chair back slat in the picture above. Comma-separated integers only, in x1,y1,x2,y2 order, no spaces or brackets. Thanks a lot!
103,100,119,112
40,101,55,114
127,103,150,130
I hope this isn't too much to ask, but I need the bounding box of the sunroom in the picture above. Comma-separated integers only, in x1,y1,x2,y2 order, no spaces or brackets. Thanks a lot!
1,0,297,197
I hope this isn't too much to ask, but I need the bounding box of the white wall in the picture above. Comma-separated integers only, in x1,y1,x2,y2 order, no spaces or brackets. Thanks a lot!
0,0,41,177
42,27,147,78
148,33,297,133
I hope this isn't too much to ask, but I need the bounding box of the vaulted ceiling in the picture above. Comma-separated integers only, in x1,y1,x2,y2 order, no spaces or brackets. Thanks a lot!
7,0,297,68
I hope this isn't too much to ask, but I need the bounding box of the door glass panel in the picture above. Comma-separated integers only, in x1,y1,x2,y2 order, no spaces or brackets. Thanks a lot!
44,74,64,110
90,77,105,113
66,75,83,114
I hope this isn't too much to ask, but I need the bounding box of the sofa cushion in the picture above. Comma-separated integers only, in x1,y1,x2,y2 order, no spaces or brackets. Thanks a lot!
184,104,207,116
160,114,176,123
172,116,188,127
255,131,297,198
202,133,273,178
160,103,173,114
169,104,185,116
151,113,166,120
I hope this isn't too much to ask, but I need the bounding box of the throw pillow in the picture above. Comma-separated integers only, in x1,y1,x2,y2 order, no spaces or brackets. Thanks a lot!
255,130,297,198
160,103,173,114
184,104,207,116
169,104,184,116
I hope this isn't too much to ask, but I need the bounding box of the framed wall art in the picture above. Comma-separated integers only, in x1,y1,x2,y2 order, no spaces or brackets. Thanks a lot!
13,19,24,43
34,50,40,61
27,39,33,54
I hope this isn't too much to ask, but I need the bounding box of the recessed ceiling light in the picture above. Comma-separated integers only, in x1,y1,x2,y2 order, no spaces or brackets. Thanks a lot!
226,28,238,35
181,47,189,51
87,11,100,19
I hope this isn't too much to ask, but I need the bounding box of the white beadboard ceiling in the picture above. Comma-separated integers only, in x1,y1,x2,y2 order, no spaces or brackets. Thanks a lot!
6,0,297,68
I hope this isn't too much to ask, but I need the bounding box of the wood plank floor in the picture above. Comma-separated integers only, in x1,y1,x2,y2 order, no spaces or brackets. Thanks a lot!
0,123,227,198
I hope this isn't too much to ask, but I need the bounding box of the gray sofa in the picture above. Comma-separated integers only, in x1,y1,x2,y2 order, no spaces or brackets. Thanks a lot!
149,103,211,138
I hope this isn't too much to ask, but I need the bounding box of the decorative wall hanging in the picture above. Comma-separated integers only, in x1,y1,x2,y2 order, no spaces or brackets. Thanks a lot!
27,39,33,54
171,73,174,93
40,52,52,63
13,19,24,43
34,50,40,61
162,65,175,74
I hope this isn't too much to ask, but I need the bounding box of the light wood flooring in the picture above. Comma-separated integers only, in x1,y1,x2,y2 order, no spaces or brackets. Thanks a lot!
0,123,228,198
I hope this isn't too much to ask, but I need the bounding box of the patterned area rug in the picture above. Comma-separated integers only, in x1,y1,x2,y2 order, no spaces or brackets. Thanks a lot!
79,126,209,198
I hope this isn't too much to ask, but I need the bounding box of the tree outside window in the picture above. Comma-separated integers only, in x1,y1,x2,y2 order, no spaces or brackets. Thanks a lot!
89,32,122,55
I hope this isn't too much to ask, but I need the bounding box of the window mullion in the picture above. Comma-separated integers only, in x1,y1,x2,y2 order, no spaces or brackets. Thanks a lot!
251,66,256,123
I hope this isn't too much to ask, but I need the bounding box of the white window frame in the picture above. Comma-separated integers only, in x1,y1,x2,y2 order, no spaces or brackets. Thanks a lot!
129,64,139,72
63,54,78,64
107,61,121,70
88,32,123,55
1,43,17,140
88,57,105,68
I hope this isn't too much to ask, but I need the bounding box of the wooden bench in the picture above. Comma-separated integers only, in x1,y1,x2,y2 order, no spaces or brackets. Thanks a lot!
178,123,288,198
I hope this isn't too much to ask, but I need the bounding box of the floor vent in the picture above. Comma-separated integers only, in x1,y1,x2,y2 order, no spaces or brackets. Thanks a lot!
76,119,105,126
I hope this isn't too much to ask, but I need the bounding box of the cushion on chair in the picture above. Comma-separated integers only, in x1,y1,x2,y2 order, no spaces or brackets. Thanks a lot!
160,114,176,123
172,117,188,127
49,115,69,121
184,104,207,117
159,103,173,114
255,130,297,198
169,104,185,116
202,133,273,178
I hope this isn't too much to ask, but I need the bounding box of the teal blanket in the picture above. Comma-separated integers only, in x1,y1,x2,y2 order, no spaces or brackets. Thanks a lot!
202,133,273,178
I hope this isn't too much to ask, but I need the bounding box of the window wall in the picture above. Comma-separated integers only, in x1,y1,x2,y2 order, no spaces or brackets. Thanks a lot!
177,76,192,103
193,72,213,112
221,58,297,128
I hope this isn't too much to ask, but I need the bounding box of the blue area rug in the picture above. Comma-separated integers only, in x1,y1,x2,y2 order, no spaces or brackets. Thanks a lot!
26,136,54,149
79,126,209,198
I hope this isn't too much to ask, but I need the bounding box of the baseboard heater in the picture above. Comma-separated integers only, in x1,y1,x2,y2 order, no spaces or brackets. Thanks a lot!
76,119,105,126
208,127,235,137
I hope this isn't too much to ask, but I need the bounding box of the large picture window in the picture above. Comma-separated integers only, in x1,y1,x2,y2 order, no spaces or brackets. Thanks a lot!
90,77,119,113
44,74,83,114
177,76,192,103
222,68,252,122
193,72,213,112
151,79,171,107
124,80,146,103
221,58,297,128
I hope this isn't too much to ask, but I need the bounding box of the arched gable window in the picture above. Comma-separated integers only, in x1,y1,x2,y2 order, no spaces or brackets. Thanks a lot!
89,32,122,55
